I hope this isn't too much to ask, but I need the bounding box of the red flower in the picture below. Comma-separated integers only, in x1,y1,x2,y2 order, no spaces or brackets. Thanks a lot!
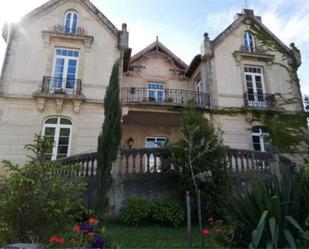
49,236,59,243
49,236,65,243
208,216,214,222
87,232,95,237
73,225,80,232
57,238,65,243
202,229,209,235
88,217,97,224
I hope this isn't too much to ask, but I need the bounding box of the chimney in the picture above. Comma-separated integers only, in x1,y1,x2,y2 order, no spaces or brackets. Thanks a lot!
200,33,213,58
119,23,129,50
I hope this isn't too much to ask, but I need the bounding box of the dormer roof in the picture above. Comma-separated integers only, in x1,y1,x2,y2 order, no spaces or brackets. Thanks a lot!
130,37,188,70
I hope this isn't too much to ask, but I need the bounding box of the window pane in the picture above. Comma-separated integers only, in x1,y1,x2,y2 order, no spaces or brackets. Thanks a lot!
59,127,71,136
58,136,69,145
45,118,58,124
57,145,68,154
252,135,261,151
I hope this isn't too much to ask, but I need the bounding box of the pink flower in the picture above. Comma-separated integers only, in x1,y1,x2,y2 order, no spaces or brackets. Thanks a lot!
73,225,80,232
87,232,95,237
88,217,97,224
202,229,209,235
208,216,214,222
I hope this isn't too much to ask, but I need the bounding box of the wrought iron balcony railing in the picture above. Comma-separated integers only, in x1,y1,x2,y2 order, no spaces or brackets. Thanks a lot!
52,25,88,36
239,45,267,54
243,92,276,108
40,76,82,95
120,87,210,108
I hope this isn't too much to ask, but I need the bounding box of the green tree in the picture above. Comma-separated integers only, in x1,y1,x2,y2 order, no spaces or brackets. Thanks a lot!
0,135,87,244
168,106,230,216
96,60,122,212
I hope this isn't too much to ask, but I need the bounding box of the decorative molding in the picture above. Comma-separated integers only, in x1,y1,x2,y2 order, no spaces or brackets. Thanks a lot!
72,100,82,114
36,97,46,112
55,98,64,113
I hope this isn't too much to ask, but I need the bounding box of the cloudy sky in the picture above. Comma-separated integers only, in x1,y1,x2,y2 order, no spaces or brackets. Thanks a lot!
0,0,308,95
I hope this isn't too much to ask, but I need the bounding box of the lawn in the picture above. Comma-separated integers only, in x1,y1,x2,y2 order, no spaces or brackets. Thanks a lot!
106,223,219,249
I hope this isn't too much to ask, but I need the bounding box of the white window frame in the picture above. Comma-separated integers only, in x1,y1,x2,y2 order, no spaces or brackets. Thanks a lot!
147,82,165,102
244,31,255,53
64,11,78,34
244,66,266,107
42,117,73,160
51,48,80,92
251,127,269,152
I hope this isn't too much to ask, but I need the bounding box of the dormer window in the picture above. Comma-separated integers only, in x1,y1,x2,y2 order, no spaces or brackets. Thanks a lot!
64,11,78,34
244,31,255,53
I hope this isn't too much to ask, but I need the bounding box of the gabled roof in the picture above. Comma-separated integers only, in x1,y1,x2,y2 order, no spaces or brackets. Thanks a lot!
186,9,293,77
20,0,119,38
130,37,188,70
213,9,291,54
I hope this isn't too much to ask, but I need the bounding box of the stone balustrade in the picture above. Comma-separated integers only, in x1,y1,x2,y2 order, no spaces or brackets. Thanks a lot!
52,148,295,179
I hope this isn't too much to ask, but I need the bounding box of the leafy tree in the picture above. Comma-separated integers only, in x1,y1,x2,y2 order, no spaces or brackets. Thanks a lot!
168,106,230,217
0,135,87,244
96,60,122,212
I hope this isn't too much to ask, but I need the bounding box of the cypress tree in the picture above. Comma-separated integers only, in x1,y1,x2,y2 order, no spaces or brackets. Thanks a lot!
96,60,122,210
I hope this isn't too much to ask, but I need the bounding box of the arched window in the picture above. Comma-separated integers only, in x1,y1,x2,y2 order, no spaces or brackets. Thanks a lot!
244,31,255,53
42,117,72,160
64,11,78,34
251,126,270,152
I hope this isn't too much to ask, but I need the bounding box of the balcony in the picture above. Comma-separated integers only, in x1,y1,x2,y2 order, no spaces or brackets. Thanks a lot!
38,76,82,96
239,45,267,54
120,87,210,109
233,46,275,64
243,92,276,108
42,25,94,50
52,25,88,37
33,77,85,113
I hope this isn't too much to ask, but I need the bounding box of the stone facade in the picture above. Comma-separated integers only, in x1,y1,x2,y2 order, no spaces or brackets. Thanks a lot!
0,1,304,175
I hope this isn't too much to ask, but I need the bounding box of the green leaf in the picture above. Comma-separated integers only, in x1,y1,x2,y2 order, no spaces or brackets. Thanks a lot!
266,241,273,249
285,216,304,232
252,211,268,248
269,217,277,248
283,229,297,249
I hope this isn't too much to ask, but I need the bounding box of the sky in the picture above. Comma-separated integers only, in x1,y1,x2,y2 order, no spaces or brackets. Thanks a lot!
0,0,308,95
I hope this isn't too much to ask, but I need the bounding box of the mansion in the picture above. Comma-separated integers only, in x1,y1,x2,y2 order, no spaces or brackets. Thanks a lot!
0,0,304,175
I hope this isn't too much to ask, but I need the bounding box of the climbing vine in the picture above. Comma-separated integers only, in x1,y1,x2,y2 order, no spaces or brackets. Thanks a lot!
202,17,308,160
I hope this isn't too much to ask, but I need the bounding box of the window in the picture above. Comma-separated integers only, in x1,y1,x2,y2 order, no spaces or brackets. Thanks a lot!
147,82,165,102
251,126,270,152
42,117,72,160
244,31,255,53
51,48,80,92
64,11,78,34
195,75,202,105
244,66,266,107
145,137,166,172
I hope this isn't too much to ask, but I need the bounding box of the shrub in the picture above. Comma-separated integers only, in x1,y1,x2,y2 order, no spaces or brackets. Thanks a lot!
221,172,309,248
120,198,151,226
151,198,184,227
120,197,184,227
0,135,87,244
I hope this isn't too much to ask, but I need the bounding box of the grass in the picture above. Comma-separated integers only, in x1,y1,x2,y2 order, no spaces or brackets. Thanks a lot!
106,223,219,249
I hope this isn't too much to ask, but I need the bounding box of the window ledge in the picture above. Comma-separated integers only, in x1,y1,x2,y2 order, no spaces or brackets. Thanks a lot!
42,31,94,51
